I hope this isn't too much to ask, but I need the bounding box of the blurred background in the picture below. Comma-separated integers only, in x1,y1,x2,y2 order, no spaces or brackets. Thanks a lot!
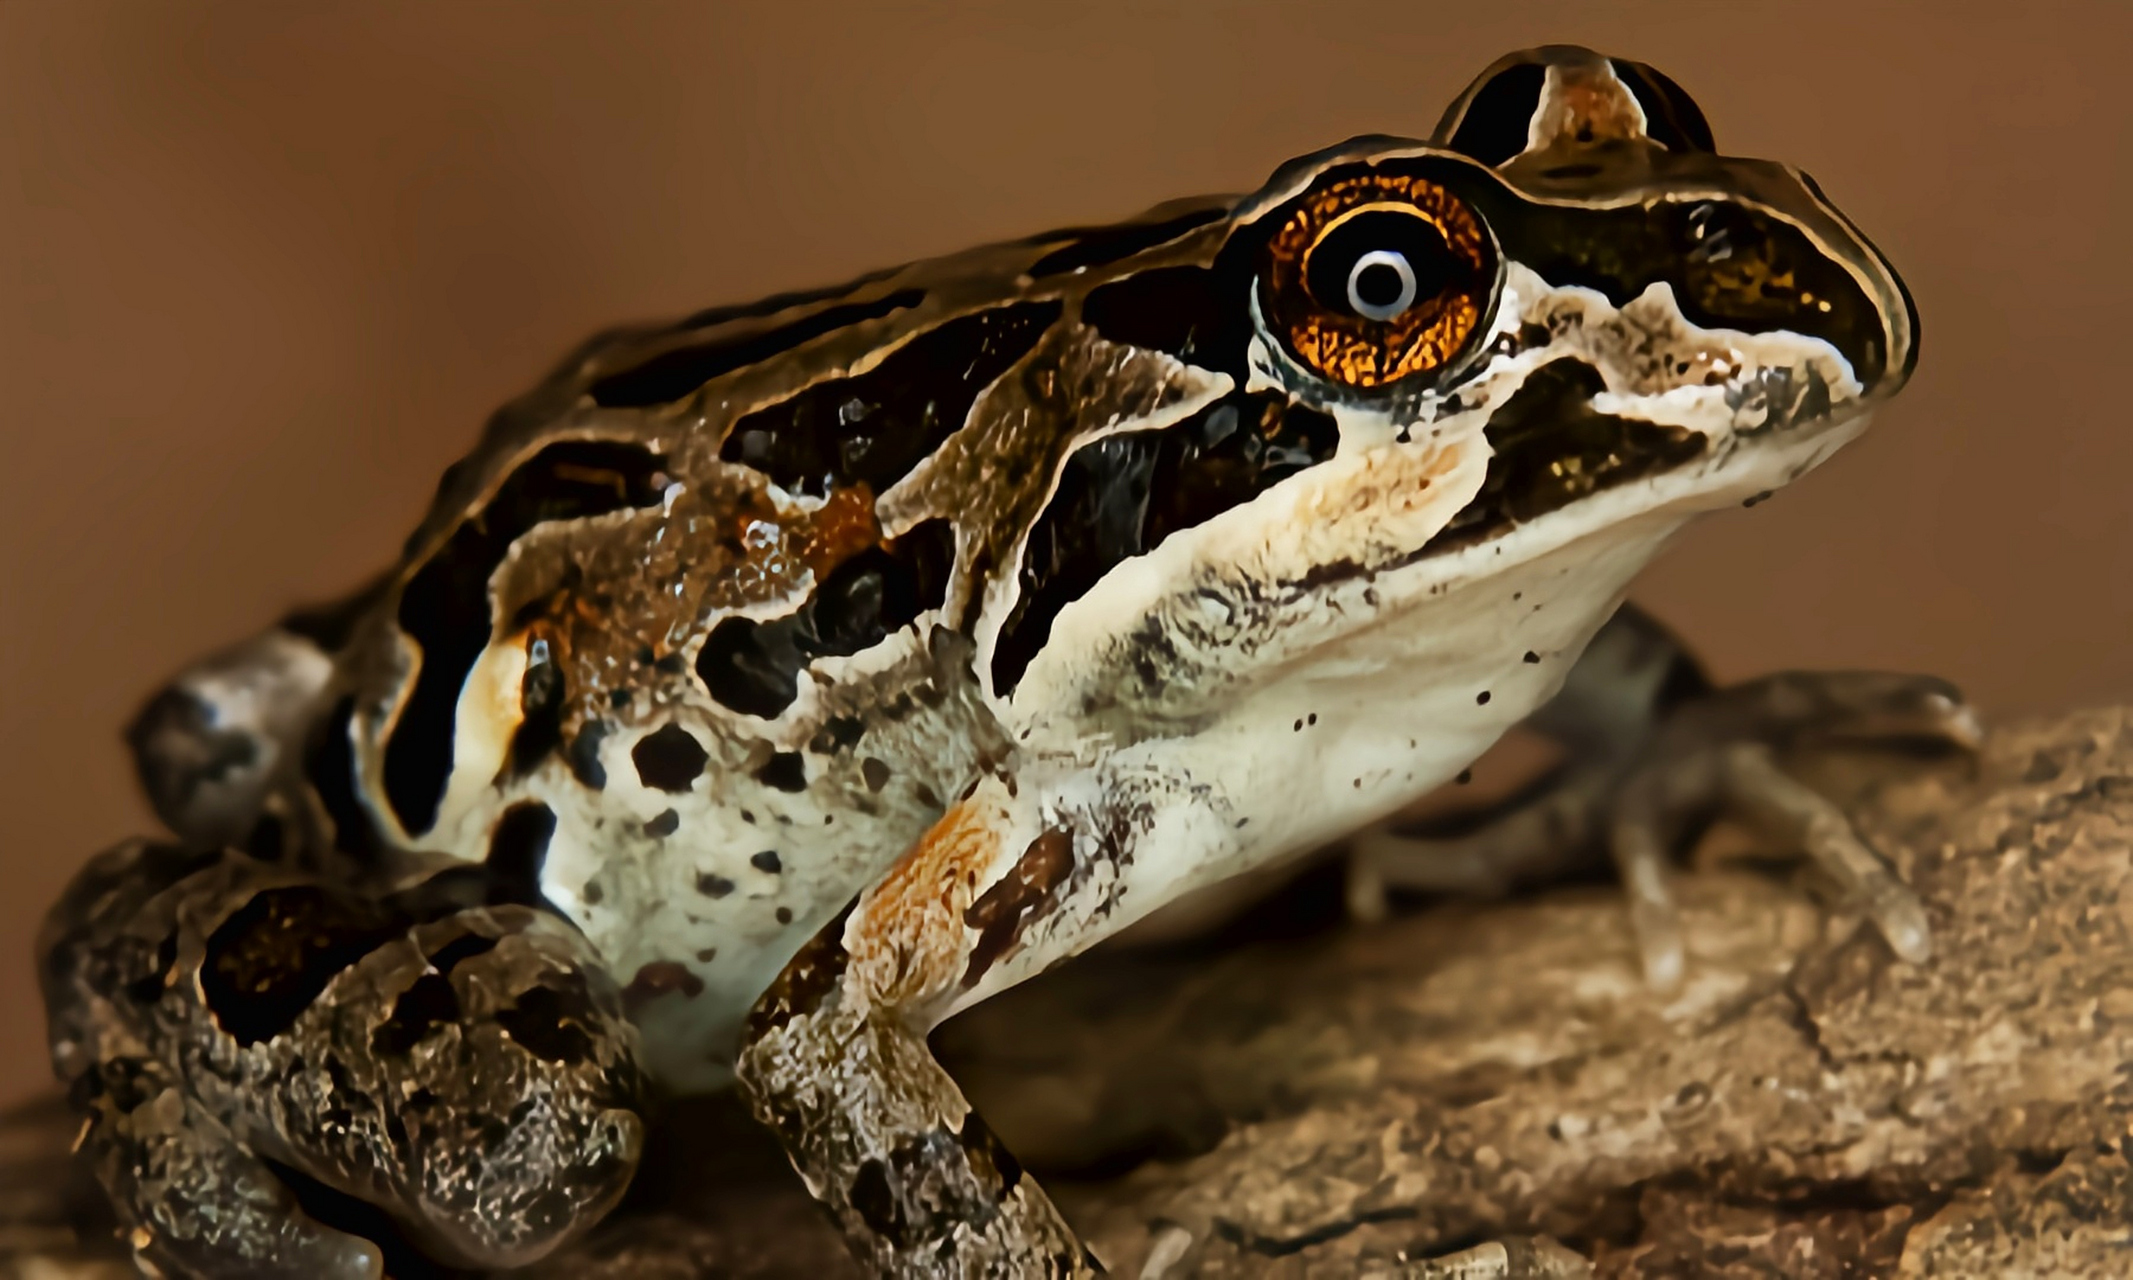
4,1,2129,1106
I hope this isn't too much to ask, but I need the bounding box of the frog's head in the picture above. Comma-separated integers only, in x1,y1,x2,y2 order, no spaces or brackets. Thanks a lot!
993,44,1915,726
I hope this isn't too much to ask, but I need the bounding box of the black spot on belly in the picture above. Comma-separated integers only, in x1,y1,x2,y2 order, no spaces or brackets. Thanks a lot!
756,751,807,793
632,723,708,793
719,302,1060,498
697,519,953,719
643,808,679,838
1024,204,1227,278
861,757,892,792
200,887,400,1046
568,720,611,790
383,441,668,837
751,850,782,874
589,289,927,409
622,961,704,1014
695,873,735,898
992,390,1339,695
486,801,557,891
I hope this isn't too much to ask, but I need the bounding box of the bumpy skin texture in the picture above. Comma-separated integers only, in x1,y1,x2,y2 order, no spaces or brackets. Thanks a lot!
39,43,1921,1279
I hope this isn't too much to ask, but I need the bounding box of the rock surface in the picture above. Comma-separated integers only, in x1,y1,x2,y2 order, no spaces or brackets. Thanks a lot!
6,707,2130,1278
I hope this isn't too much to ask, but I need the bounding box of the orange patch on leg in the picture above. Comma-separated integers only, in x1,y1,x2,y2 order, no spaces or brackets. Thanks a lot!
846,790,1007,1010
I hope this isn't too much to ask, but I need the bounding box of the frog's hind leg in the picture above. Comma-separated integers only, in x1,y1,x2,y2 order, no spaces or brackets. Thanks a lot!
124,577,384,849
40,839,646,1277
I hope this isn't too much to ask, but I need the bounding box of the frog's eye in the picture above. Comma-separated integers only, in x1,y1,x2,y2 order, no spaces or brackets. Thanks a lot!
1259,174,1499,391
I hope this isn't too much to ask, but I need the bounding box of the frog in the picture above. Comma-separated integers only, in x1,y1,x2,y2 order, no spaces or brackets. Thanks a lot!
36,44,1966,1280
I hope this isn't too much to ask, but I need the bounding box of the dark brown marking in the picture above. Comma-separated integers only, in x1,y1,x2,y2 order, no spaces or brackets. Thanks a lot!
486,801,557,889
1079,264,1251,377
496,974,600,1064
1438,61,1548,166
1422,360,1705,555
746,904,853,1035
696,873,735,898
992,391,1339,695
200,887,399,1046
304,697,377,855
1024,205,1227,278
957,1110,1023,1196
961,828,1076,989
622,960,704,1014
719,302,1060,498
861,757,892,792
567,720,610,789
369,933,495,1057
752,850,783,874
756,751,807,793
384,440,668,835
632,723,709,793
643,808,680,838
588,288,927,409
697,519,954,719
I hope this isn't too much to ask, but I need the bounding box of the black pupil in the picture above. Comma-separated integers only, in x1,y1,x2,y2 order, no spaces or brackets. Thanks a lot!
1354,261,1407,309
1306,209,1458,320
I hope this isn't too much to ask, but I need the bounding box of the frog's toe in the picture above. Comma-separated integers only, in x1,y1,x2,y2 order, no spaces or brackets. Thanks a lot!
1618,670,1977,980
1401,1235,1593,1278
72,1054,386,1280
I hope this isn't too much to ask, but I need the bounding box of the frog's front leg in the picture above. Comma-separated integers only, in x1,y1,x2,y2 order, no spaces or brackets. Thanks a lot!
40,839,646,1277
1349,604,1979,989
738,773,1593,1280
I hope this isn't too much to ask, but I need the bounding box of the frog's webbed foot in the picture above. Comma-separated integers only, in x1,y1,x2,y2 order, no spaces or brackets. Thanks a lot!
40,840,646,1277
1350,606,1980,991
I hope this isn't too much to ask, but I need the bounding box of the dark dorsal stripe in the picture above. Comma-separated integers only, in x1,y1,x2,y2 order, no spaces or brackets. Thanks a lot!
1442,61,1547,166
588,289,928,409
720,302,1061,498
383,441,669,837
674,264,906,332
1608,59,1716,153
1024,205,1228,279
1423,360,1705,554
992,391,1339,696
697,518,954,719
1078,266,1251,379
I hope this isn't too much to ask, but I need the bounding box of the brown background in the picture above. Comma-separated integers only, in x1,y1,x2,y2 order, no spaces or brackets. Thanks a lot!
2,1,2128,1108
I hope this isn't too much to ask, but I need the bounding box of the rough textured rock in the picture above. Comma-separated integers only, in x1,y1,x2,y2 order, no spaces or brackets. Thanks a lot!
6,707,2130,1278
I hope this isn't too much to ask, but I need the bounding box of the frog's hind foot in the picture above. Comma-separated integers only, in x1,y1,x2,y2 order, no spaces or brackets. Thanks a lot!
39,840,647,1277
1401,1236,1594,1278
1349,609,1979,991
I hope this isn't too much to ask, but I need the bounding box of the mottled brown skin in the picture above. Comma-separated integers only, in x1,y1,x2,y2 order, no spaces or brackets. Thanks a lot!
37,42,1934,1280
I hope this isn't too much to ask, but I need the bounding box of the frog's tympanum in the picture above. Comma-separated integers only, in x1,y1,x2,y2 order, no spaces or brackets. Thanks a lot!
40,46,1963,1280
